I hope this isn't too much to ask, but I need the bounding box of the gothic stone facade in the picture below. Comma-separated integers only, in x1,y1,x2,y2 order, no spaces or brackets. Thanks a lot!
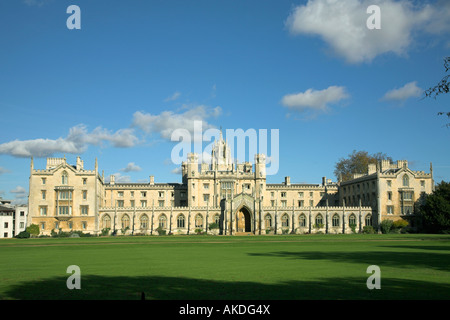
28,138,433,236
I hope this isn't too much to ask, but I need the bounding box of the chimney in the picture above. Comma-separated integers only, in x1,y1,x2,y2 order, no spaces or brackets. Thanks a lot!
285,176,291,186
368,163,376,174
110,175,115,185
150,175,154,185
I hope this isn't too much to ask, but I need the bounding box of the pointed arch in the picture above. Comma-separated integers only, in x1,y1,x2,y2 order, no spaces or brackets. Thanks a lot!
264,213,272,228
140,214,149,230
214,214,220,226
177,214,186,228
365,213,372,226
281,213,289,227
195,213,203,228
102,214,111,229
349,214,357,226
402,174,409,187
121,214,130,229
158,214,167,229
299,214,307,227
332,213,340,227
236,205,252,232
315,213,324,227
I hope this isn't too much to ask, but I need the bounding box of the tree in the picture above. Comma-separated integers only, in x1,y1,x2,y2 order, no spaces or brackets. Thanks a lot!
334,150,392,182
418,181,450,234
424,56,449,127
380,219,394,234
26,224,39,236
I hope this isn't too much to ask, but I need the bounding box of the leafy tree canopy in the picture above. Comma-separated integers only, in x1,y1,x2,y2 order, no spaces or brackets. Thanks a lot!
419,181,450,234
26,224,39,236
334,150,392,182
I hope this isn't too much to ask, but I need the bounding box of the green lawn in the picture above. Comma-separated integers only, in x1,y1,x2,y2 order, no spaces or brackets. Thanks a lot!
0,234,449,300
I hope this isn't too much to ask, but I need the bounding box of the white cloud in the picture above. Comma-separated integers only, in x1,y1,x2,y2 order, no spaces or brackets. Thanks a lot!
171,167,183,174
106,173,131,183
67,125,139,148
164,91,181,102
0,103,222,158
382,81,422,101
106,129,139,148
285,0,450,64
121,162,142,172
132,105,222,140
0,167,10,175
10,186,27,199
281,86,349,112
114,173,131,183
0,124,139,158
0,137,83,158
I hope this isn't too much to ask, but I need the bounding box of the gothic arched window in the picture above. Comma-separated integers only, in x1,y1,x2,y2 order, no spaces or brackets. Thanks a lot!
281,214,289,227
403,174,409,187
61,171,68,185
177,214,185,228
299,214,306,227
140,214,149,229
315,214,323,227
332,214,340,227
159,214,167,229
265,214,272,228
121,214,130,229
195,214,203,228
349,214,357,226
102,214,111,229
365,214,372,226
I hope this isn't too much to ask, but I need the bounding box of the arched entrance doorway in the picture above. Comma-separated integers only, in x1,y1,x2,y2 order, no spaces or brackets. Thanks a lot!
236,206,252,233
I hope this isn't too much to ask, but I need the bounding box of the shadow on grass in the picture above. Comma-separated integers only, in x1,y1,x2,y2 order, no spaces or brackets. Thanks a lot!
248,250,450,272
377,245,450,252
2,274,450,300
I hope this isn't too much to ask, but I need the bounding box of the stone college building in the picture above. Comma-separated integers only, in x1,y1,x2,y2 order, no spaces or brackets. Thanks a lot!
28,135,434,236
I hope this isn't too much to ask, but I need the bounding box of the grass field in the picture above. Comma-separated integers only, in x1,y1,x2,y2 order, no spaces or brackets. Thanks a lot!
0,234,449,300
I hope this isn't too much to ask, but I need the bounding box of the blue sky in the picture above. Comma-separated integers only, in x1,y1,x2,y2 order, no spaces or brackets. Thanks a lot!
0,0,449,204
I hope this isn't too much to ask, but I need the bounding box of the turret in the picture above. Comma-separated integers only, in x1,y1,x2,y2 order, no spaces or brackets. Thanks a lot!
254,154,266,178
380,159,391,172
77,156,84,171
187,153,199,177
211,130,232,171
